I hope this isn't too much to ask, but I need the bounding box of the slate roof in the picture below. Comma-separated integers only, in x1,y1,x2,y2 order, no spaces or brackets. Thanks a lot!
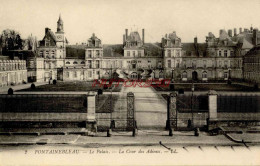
126,31,142,42
103,44,123,57
1,50,37,60
182,43,207,57
66,45,85,59
244,44,260,57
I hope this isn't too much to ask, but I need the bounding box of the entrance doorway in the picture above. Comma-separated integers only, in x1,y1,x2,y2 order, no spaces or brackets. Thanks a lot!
192,71,198,81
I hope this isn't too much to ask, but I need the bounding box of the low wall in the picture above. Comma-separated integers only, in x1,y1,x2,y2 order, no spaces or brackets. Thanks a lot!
0,92,96,129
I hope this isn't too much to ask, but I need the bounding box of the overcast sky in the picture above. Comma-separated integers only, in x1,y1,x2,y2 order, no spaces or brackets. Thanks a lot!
0,0,260,44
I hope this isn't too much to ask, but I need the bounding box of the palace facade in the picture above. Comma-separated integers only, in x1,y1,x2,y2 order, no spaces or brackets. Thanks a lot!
0,56,27,87
33,15,260,83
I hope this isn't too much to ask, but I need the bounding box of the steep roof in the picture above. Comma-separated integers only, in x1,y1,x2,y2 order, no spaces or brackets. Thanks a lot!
126,31,142,42
245,44,260,57
144,43,163,57
103,44,124,57
66,45,85,59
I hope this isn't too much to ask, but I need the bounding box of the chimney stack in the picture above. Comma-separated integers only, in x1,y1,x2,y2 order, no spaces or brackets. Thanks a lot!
125,29,128,39
239,28,242,33
194,37,198,45
123,34,125,44
253,29,258,46
219,29,224,36
45,28,49,34
228,29,232,37
234,28,237,36
142,29,145,45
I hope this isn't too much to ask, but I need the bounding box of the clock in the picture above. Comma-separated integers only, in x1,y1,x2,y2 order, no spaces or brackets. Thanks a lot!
57,35,62,40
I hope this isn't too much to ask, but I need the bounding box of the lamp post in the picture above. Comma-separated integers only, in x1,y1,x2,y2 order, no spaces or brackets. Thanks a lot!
191,82,195,128
171,68,174,81
110,64,114,130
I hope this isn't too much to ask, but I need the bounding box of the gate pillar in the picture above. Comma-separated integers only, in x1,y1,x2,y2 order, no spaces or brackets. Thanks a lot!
166,92,178,130
127,92,135,131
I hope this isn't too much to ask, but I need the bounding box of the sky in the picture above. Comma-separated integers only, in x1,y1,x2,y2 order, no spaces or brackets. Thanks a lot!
0,0,260,44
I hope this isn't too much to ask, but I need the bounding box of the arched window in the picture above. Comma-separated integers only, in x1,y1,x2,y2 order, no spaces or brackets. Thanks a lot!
73,61,78,64
81,61,85,64
66,61,70,64
182,72,187,78
202,71,207,78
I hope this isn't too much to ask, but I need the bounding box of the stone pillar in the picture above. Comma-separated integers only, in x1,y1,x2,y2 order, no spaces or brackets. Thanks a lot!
208,90,218,120
127,92,135,131
86,92,97,132
166,92,178,130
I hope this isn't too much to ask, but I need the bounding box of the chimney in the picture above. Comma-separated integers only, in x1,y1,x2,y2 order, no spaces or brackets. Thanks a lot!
228,29,232,37
45,28,49,34
123,34,125,44
142,29,145,44
194,37,198,45
239,28,242,34
253,29,258,46
234,28,237,36
219,29,224,36
125,29,128,39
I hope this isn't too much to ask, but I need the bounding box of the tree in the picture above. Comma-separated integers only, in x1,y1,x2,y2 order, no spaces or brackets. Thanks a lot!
0,29,24,51
27,34,38,51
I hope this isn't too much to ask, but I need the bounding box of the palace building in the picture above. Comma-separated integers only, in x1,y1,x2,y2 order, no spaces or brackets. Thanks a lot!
32,15,260,83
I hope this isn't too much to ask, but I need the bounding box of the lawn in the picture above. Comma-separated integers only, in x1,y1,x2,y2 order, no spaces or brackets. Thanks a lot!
153,83,258,92
96,94,119,113
18,81,122,92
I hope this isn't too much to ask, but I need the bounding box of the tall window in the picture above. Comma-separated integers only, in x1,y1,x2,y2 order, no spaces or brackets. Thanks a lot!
167,50,171,57
88,60,92,68
138,51,141,57
133,51,135,57
88,51,92,58
230,51,234,56
224,61,228,68
224,72,228,79
127,51,130,57
168,60,171,68
183,60,186,68
176,60,180,68
96,50,100,57
192,61,196,68
74,71,77,78
219,61,222,68
182,72,187,78
202,71,207,78
176,50,180,57
203,60,207,68
224,50,228,57
219,50,222,57
88,71,92,77
96,60,100,68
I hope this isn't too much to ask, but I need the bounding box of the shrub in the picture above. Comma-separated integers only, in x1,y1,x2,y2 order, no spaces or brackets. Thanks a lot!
170,84,175,91
227,79,232,85
178,89,184,94
98,89,103,95
53,80,57,85
254,84,259,90
31,83,36,89
8,88,13,95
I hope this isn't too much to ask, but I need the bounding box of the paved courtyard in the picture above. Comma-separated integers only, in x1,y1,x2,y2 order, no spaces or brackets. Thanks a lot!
113,83,167,129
